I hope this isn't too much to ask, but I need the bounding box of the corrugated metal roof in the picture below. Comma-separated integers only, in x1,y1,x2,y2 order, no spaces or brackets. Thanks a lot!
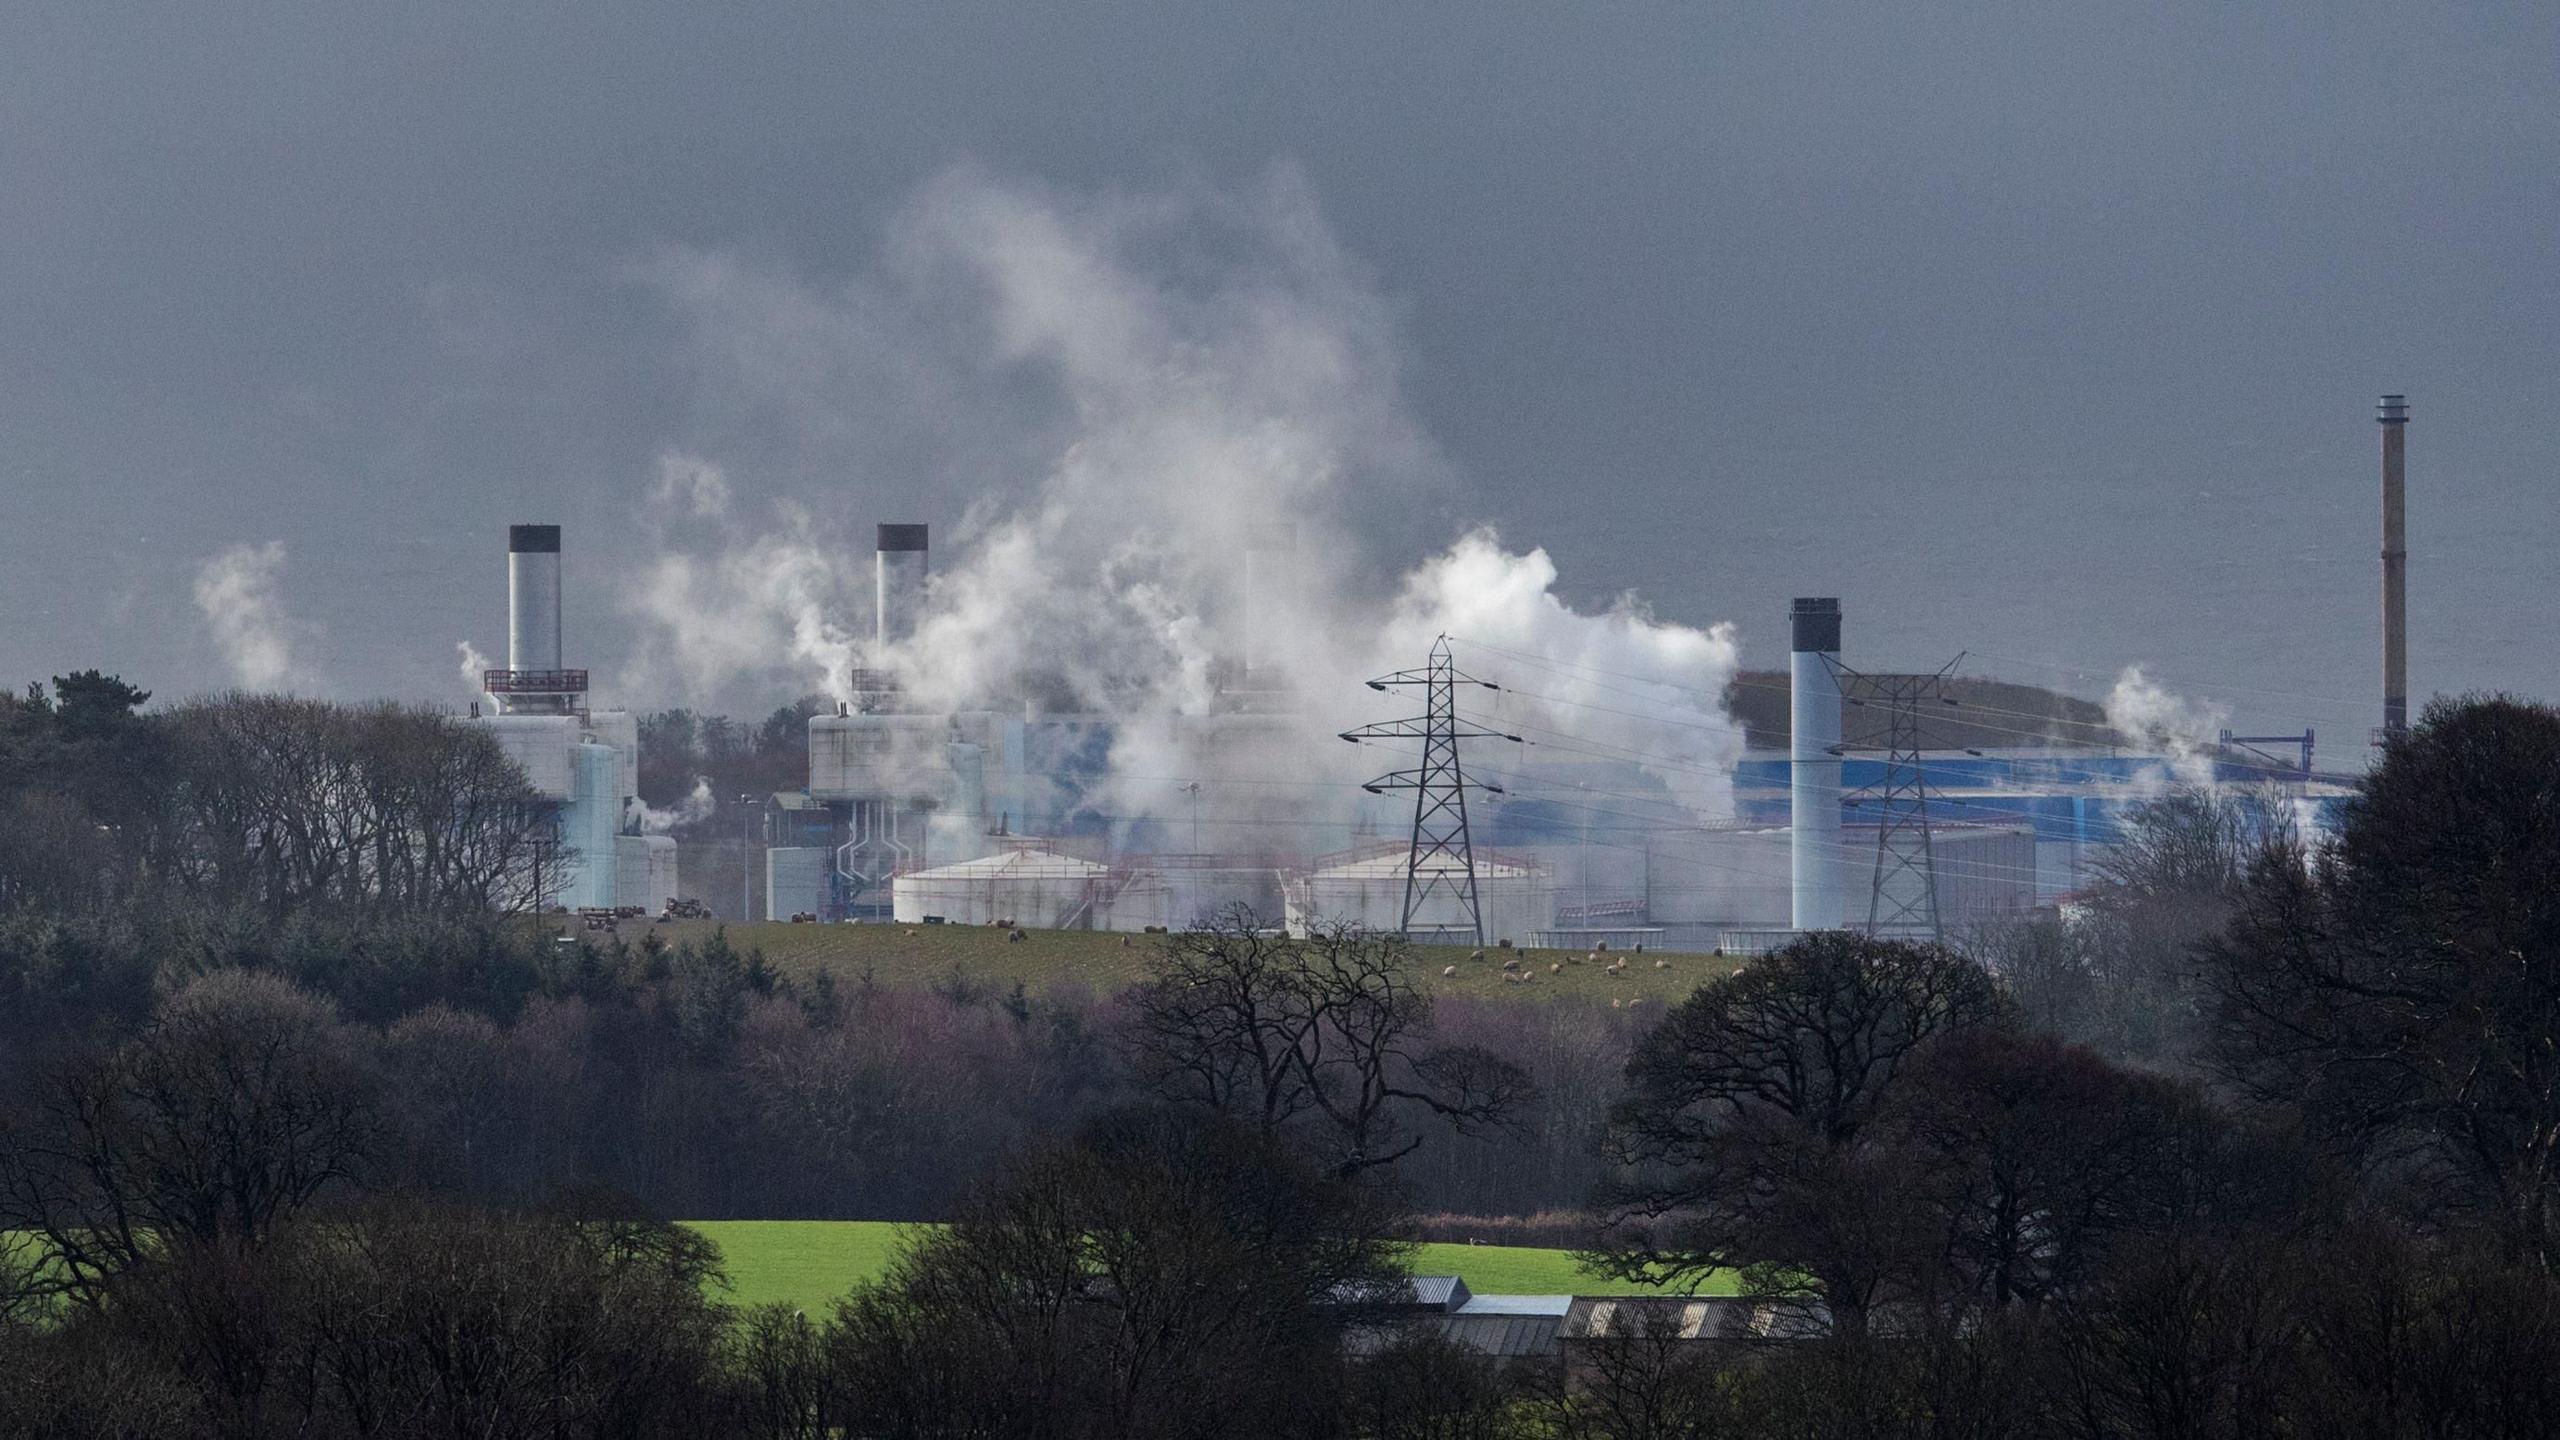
1409,1276,1470,1311
1455,1294,1572,1317
1433,1313,1562,1358
1561,1296,1830,1341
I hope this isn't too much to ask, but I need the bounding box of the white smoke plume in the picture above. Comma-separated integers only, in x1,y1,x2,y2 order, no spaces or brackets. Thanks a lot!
456,640,492,698
622,166,1746,845
624,455,870,705
627,776,716,834
2105,665,2228,789
193,541,313,691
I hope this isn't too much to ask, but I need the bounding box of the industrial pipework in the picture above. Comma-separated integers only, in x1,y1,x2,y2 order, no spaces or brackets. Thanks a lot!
875,523,929,655
2378,395,2409,735
1790,597,1843,931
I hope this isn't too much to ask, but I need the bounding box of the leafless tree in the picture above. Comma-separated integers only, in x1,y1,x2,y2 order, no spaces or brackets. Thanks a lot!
1126,908,1531,1177
143,695,552,919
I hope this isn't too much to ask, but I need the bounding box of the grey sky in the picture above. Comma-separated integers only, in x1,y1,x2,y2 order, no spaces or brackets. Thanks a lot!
3,1,2552,746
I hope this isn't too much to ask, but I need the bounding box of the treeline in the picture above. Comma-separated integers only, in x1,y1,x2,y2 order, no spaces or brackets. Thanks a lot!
13,674,2560,1437
0,677,549,920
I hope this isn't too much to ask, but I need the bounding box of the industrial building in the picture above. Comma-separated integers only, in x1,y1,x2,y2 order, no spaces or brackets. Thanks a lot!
472,524,674,914
744,510,2366,950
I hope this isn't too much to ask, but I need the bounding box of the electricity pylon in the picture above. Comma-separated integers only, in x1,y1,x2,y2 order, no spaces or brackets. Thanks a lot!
1340,636,1519,944
1838,657,1964,941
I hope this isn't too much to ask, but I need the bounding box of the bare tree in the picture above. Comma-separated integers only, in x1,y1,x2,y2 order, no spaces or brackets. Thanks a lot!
1126,908,1530,1177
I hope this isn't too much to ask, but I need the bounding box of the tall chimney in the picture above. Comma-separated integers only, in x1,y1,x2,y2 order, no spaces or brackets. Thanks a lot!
507,524,562,675
875,524,929,654
1790,597,1843,931
2378,396,2409,734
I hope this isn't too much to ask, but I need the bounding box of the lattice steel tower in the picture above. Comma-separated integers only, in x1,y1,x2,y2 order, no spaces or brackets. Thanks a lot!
1341,636,1518,944
1840,660,1961,941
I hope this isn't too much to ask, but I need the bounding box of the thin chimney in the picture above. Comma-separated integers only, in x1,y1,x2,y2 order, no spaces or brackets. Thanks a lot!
2379,396,2409,734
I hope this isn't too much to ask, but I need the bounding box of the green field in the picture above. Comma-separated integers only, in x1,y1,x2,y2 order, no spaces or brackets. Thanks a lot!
685,1221,1734,1312
617,919,1740,1007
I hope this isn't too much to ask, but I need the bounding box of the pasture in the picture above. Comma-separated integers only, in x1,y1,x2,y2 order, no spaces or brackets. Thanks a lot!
628,919,1742,1006
686,1220,1737,1312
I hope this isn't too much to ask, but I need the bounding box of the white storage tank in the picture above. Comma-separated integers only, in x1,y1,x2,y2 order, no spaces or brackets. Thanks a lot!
891,844,1116,929
1283,845,1553,946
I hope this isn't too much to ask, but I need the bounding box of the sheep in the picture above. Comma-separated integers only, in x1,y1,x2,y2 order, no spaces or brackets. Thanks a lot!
1655,957,1669,969
1586,951,1601,964
1611,997,1623,1009
1548,961,1562,974
1442,965,1458,978
1595,940,1610,952
1501,957,1522,972
1006,929,1027,943
1469,949,1485,962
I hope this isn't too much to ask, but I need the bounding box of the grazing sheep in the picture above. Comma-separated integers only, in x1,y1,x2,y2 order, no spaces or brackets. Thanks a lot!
1007,929,1026,943
1586,951,1600,964
1442,965,1458,978
1595,940,1609,952
1549,961,1562,974
1470,949,1485,962
1655,957,1669,969
1611,997,1623,1009
1634,943,1646,954
1119,936,1133,948
1501,957,1522,972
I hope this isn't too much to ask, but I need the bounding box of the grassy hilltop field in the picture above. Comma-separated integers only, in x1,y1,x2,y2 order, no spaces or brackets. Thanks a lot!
685,1221,1737,1311
625,918,1743,1006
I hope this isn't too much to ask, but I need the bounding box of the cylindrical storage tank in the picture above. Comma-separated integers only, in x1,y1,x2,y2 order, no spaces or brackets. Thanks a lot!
559,741,621,910
890,846,1110,928
1789,598,1843,931
508,524,562,674
766,846,829,920
875,523,928,653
